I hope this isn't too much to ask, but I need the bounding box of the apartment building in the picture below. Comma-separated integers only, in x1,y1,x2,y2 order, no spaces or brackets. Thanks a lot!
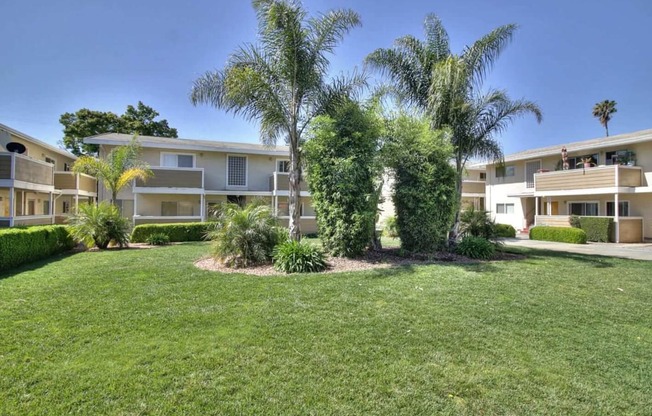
486,128,652,242
0,123,97,227
84,133,318,233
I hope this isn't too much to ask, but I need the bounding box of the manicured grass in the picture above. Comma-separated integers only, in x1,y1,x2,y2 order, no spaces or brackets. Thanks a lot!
1,243,651,414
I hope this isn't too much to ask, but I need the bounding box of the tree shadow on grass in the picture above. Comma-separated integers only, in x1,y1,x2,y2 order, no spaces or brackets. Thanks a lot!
502,246,617,269
0,251,82,281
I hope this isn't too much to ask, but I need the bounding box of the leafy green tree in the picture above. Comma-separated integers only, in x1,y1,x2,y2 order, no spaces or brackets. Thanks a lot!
190,0,365,241
72,138,153,205
304,101,381,257
60,102,178,156
592,99,617,136
67,202,131,249
383,115,457,253
368,15,542,243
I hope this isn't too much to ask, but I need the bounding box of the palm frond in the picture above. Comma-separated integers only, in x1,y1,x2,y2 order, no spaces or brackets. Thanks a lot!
462,24,517,88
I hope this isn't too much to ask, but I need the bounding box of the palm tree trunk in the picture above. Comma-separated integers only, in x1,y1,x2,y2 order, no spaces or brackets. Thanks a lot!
288,135,302,241
111,190,117,206
605,123,609,137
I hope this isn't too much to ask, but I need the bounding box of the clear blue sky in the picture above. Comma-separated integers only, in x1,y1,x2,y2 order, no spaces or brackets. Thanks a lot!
2,0,651,155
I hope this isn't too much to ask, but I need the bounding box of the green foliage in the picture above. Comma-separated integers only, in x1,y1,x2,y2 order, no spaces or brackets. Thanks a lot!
0,225,75,270
455,236,496,260
145,233,170,246
383,115,457,253
576,217,613,242
459,207,496,239
569,215,581,228
207,203,285,268
592,99,617,136
529,226,587,244
273,240,328,273
495,223,516,238
304,101,381,257
67,202,130,249
131,223,210,243
60,101,178,156
383,216,399,238
190,0,365,241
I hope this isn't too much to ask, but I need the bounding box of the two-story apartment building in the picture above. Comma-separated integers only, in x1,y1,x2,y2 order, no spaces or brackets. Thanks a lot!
0,123,97,227
84,133,318,233
486,128,652,242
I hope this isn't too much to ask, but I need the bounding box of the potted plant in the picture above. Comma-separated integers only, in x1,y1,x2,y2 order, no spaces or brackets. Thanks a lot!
618,150,636,166
576,157,594,168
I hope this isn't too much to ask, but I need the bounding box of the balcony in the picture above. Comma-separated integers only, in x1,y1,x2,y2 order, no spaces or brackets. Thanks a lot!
0,152,54,188
54,172,97,194
534,165,641,195
134,167,204,192
269,172,309,194
461,181,486,195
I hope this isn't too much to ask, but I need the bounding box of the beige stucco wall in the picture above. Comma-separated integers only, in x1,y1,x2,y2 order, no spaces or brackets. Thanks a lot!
0,129,75,171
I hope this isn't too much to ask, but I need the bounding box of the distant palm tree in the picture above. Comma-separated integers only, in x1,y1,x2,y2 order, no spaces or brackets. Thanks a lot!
367,14,542,243
190,0,365,241
592,100,617,136
73,138,152,205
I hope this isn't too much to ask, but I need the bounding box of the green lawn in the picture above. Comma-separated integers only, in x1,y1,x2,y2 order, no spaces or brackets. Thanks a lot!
1,243,650,414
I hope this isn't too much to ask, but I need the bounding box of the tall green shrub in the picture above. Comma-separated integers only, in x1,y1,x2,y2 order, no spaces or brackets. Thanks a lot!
383,115,457,253
577,217,613,242
67,202,130,249
0,226,75,271
304,102,381,257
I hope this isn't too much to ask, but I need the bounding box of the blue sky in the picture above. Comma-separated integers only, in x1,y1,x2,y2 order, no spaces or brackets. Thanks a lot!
1,0,651,155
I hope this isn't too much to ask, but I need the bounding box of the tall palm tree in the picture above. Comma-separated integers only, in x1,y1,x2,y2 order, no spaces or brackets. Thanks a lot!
190,0,365,241
367,15,542,243
73,138,153,205
592,100,617,136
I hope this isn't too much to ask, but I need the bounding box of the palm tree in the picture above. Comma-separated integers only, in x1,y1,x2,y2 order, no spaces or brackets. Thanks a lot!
190,0,365,241
73,138,153,205
367,15,542,243
592,100,617,136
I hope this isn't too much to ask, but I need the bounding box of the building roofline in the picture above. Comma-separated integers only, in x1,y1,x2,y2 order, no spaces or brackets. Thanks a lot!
0,122,77,160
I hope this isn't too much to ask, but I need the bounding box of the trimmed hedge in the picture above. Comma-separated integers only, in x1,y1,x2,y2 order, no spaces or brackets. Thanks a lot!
529,226,587,244
0,225,75,271
131,223,211,243
495,223,516,238
577,217,613,242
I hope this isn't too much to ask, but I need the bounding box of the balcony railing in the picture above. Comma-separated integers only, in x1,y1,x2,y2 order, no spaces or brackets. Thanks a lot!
0,152,54,186
461,181,485,194
135,167,204,189
269,172,309,192
54,172,97,193
534,165,641,193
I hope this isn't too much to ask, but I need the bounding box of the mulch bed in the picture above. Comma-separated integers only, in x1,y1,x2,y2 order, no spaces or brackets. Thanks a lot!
194,248,525,276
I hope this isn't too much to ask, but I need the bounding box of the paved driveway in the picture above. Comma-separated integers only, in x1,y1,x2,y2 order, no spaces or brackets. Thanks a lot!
503,237,652,261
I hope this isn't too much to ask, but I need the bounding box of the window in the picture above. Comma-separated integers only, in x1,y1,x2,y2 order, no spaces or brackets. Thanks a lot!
43,201,50,215
606,201,629,217
277,160,290,173
227,195,246,207
569,202,599,216
568,154,598,169
63,163,71,172
496,165,515,178
479,172,486,180
62,201,70,214
161,201,177,216
496,203,515,214
161,201,196,216
227,155,247,187
45,157,56,165
162,153,195,168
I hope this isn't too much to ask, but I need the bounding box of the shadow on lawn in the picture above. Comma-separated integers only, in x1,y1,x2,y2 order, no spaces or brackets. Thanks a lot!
0,250,82,280
504,246,617,269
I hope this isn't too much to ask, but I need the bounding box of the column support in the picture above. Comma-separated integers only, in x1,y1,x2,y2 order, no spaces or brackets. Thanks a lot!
8,187,15,227
614,193,620,243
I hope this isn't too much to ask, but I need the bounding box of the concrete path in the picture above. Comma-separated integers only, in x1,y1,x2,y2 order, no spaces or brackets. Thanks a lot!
502,236,652,261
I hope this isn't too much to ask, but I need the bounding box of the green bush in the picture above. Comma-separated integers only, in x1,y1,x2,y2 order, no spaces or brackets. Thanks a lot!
495,223,516,238
576,217,613,242
145,233,170,246
529,226,587,244
569,215,581,228
0,225,75,271
456,236,496,260
67,202,130,249
131,223,210,243
208,203,285,268
273,240,328,273
459,207,496,239
383,216,399,238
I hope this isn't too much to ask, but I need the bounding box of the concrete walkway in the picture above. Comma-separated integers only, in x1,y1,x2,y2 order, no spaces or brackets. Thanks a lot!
502,236,652,261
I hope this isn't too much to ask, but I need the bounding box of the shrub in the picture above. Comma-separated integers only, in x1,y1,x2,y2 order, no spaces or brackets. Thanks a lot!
459,207,496,239
384,116,457,253
131,223,210,243
530,226,587,244
456,236,496,260
304,102,381,257
145,233,170,246
207,203,285,268
383,216,399,238
569,215,581,228
0,225,75,271
576,217,613,242
495,224,516,238
67,202,130,249
273,240,328,273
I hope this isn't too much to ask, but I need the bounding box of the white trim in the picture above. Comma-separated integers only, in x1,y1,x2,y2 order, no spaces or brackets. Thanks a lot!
133,187,204,195
461,192,486,198
534,187,635,197
495,203,515,215
272,190,311,197
0,179,55,192
567,200,600,216
275,158,291,173
160,151,196,168
134,215,202,221
204,190,272,196
58,189,97,197
85,137,289,156
226,154,248,188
